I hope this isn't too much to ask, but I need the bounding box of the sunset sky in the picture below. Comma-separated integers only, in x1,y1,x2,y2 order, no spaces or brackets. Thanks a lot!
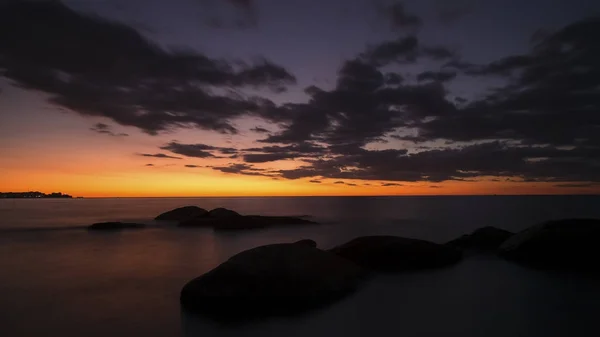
1,0,599,197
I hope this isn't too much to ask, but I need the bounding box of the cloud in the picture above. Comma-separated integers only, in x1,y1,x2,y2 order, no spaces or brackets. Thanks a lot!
417,70,457,82
250,127,271,134
309,180,322,184
376,2,422,32
382,183,403,186
334,181,345,184
145,164,154,167
160,142,233,158
0,1,295,136
408,17,600,151
139,153,182,160
554,183,597,188
242,142,326,163
90,123,129,137
430,185,442,188
243,153,294,163
346,183,358,187
210,163,275,177
149,17,600,187
185,165,201,168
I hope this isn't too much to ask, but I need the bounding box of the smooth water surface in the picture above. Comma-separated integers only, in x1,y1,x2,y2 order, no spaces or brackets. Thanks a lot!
1,196,599,337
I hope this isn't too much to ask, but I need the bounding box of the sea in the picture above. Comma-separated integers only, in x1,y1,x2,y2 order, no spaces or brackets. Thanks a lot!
1,195,599,337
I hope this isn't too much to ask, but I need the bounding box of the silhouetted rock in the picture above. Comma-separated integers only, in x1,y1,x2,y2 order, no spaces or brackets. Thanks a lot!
294,239,317,247
207,208,241,218
330,236,462,272
88,222,145,230
447,226,514,250
499,218,600,271
179,215,318,230
155,206,208,221
180,243,365,322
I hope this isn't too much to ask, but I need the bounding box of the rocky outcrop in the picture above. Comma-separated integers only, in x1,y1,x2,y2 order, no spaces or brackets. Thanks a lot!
499,218,600,271
87,222,145,230
180,243,365,322
155,206,208,221
447,226,514,251
330,236,462,272
294,239,317,248
207,208,241,218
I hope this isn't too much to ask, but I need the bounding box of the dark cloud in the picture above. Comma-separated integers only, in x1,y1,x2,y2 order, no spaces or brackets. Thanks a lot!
0,1,295,135
243,152,294,163
90,123,129,137
554,183,598,188
309,180,322,184
346,183,358,187
362,36,457,67
145,164,154,167
242,142,326,163
382,183,403,186
362,36,419,66
268,141,600,184
185,165,201,168
250,126,271,134
334,181,346,184
165,17,599,187
377,2,422,32
260,58,457,150
417,70,457,82
430,185,442,188
139,153,182,160
160,142,235,158
210,163,275,177
409,17,600,151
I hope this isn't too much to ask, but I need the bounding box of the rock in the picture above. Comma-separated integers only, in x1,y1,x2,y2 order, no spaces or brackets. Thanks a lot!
207,208,241,218
180,243,365,322
88,222,145,230
447,226,514,250
179,215,318,230
294,239,317,248
330,236,462,272
155,206,208,221
499,218,600,271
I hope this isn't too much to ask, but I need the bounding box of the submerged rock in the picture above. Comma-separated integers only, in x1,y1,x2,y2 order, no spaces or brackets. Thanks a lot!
499,218,600,271
179,215,318,230
207,208,241,218
180,243,365,322
294,239,318,248
88,222,145,231
447,226,514,250
155,206,208,221
330,236,462,272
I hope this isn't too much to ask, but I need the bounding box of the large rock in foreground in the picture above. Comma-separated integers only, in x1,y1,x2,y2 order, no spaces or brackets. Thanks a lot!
499,218,600,271
180,215,318,230
88,222,145,231
155,206,208,221
447,226,514,251
180,243,365,322
330,236,462,272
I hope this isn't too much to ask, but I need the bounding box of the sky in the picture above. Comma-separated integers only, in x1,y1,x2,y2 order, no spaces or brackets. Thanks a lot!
1,0,600,197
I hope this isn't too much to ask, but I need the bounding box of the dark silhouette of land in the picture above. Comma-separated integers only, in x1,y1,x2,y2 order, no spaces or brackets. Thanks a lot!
0,191,73,199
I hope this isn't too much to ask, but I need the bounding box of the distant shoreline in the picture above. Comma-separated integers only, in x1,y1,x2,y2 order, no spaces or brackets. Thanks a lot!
0,192,74,199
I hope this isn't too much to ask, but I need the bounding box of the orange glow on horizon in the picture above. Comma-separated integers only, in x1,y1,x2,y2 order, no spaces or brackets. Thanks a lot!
2,164,598,197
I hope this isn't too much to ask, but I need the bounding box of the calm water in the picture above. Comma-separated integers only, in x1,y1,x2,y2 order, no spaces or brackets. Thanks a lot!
1,196,599,337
